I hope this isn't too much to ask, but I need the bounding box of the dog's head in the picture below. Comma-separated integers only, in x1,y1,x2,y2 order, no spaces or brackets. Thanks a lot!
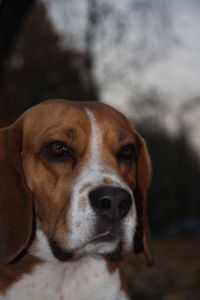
0,100,152,265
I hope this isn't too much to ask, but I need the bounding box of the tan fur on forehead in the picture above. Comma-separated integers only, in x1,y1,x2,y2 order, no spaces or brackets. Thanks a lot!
24,99,133,129
23,100,90,139
85,103,134,132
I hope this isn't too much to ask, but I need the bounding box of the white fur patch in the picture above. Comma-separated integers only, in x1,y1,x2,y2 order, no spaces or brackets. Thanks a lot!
66,108,136,255
2,256,128,300
29,230,57,263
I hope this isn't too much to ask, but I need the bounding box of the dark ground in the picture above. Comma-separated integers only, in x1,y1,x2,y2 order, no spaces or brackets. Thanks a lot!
125,239,200,300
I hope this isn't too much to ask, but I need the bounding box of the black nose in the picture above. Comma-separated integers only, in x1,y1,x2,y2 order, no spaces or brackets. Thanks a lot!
89,186,132,222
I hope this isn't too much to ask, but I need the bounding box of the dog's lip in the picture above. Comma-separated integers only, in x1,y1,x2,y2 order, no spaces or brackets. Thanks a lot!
89,231,118,244
49,230,120,261
74,231,119,252
49,238,73,261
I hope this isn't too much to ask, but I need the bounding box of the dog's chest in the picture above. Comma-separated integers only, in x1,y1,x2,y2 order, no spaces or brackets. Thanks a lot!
2,256,128,300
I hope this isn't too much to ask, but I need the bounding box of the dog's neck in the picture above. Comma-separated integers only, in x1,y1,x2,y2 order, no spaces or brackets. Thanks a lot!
2,256,128,300
0,230,129,300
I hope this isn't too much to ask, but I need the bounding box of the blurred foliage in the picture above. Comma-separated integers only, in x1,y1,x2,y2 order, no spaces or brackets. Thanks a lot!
0,0,35,70
125,239,200,300
137,125,200,237
0,2,98,124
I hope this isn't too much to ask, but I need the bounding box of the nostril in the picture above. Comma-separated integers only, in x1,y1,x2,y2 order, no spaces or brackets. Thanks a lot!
119,198,131,210
98,197,111,210
89,189,111,212
118,195,132,219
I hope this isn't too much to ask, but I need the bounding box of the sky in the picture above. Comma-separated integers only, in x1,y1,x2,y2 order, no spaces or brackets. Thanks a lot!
44,0,200,152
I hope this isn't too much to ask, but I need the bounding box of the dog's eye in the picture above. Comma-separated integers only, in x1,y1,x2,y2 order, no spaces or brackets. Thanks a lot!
44,141,75,162
117,143,136,164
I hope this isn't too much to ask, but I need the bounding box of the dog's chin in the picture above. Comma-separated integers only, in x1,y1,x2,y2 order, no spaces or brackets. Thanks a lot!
49,237,123,262
49,238,74,262
105,241,123,261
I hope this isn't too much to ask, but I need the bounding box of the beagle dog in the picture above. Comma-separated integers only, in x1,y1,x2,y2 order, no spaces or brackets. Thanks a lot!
0,99,152,300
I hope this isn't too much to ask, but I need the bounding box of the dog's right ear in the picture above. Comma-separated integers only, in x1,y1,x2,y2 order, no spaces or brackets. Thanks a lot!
0,119,33,264
133,133,153,267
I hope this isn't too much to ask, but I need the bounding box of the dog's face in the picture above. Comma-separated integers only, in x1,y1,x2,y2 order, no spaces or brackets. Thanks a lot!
0,100,152,265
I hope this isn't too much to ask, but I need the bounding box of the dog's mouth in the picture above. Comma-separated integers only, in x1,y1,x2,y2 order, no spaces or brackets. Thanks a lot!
89,231,117,244
49,231,122,262
49,238,74,262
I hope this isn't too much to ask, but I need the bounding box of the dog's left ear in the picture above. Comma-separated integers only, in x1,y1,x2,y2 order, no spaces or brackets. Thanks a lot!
133,133,153,266
0,119,33,264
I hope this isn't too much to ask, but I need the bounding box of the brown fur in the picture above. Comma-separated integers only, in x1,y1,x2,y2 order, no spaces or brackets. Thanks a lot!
0,121,33,264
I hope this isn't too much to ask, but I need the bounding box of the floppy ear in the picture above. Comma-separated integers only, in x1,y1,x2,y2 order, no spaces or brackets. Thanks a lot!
133,133,153,266
0,119,33,264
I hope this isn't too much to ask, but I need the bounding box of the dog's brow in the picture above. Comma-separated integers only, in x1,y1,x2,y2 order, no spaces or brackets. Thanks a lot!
39,125,78,141
118,130,126,142
65,128,78,139
118,129,135,142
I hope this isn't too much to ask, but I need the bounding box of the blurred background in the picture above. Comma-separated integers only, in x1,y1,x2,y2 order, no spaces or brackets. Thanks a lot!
0,0,199,299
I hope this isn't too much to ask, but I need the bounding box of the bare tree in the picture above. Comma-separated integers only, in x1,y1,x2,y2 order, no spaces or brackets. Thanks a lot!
0,0,35,73
0,2,98,123
46,0,177,91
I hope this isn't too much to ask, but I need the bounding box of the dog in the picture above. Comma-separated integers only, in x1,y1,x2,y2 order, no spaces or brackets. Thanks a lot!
0,99,152,300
